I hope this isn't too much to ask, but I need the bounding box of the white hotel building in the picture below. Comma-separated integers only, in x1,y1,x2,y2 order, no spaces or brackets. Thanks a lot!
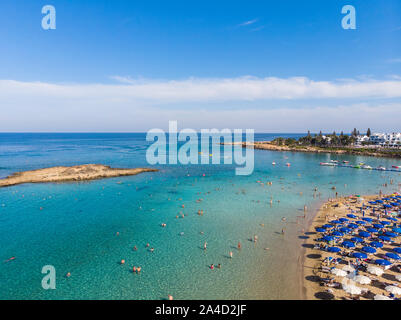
360,132,401,147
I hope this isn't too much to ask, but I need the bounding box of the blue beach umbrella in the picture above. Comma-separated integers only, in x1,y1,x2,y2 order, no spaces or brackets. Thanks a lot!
385,252,401,260
375,259,392,266
384,232,397,238
362,246,376,254
348,223,359,229
366,228,379,233
378,236,391,242
393,248,401,254
362,218,373,222
328,247,341,253
351,237,363,243
373,224,384,229
331,220,342,224
369,201,377,205
387,217,398,222
315,227,326,233
370,241,384,248
356,221,367,225
331,231,344,237
339,218,349,223
340,227,351,234
323,224,335,229
380,221,391,225
384,204,392,209
347,214,357,219
383,198,390,200
359,231,371,238
376,200,384,204
353,252,367,259
323,235,335,242
392,228,401,233
342,241,356,248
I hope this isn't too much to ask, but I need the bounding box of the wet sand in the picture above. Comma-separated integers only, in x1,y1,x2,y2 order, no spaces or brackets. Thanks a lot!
303,194,401,300
0,164,158,188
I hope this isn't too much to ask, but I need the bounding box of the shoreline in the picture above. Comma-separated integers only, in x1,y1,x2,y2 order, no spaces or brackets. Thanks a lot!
0,164,158,188
241,142,401,159
302,193,401,300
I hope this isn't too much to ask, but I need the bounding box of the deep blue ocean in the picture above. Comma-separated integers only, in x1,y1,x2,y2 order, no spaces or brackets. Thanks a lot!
0,133,400,299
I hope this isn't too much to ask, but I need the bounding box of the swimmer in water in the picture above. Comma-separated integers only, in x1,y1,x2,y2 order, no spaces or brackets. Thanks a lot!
203,242,207,250
229,251,233,258
237,242,242,250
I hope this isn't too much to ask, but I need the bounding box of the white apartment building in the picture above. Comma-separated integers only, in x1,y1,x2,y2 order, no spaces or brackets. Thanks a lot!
369,133,401,147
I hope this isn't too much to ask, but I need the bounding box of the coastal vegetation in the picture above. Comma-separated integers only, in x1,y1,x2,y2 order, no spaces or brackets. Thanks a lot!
263,129,401,158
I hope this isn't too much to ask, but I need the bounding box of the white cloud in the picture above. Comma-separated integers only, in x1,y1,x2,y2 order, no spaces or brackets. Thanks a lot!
1,76,401,104
239,19,258,27
1,76,401,132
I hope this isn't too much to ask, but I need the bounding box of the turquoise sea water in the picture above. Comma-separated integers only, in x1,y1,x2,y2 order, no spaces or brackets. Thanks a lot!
0,133,400,300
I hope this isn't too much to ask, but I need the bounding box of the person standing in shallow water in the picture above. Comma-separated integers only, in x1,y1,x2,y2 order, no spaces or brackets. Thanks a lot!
237,242,241,250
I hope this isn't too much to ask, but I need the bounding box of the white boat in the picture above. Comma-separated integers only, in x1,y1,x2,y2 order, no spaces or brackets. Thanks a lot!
320,162,337,166
272,162,276,165
377,166,386,171
362,165,372,170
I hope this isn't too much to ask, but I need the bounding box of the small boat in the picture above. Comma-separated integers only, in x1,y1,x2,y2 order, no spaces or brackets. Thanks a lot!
272,162,276,165
362,165,372,170
343,160,349,164
392,165,400,169
330,160,339,163
320,162,337,166
377,166,386,171
286,163,291,167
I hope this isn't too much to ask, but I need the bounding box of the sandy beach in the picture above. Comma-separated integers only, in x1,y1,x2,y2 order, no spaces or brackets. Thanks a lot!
303,194,401,300
0,164,158,188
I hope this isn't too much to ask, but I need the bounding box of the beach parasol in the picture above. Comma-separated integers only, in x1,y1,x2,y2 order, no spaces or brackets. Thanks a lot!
362,217,373,222
352,275,371,285
339,218,349,223
331,231,344,237
373,224,384,229
384,232,397,238
393,248,401,254
323,224,335,229
375,259,392,266
323,235,335,242
385,286,401,295
356,221,367,225
342,241,355,248
380,221,391,225
367,266,384,276
366,228,379,233
316,227,326,232
347,214,357,219
331,268,347,277
328,246,341,253
361,246,376,254
385,252,400,260
351,237,363,243
353,252,367,259
331,220,342,224
378,236,391,242
374,294,392,300
392,228,401,233
358,231,371,238
340,227,352,234
342,283,362,295
370,241,384,248
348,223,359,229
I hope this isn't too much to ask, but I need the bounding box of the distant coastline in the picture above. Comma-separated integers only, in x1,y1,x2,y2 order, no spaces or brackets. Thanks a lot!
0,164,158,188
240,141,401,159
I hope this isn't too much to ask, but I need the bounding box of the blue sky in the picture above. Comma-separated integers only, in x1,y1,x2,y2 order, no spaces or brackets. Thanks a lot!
1,0,401,132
